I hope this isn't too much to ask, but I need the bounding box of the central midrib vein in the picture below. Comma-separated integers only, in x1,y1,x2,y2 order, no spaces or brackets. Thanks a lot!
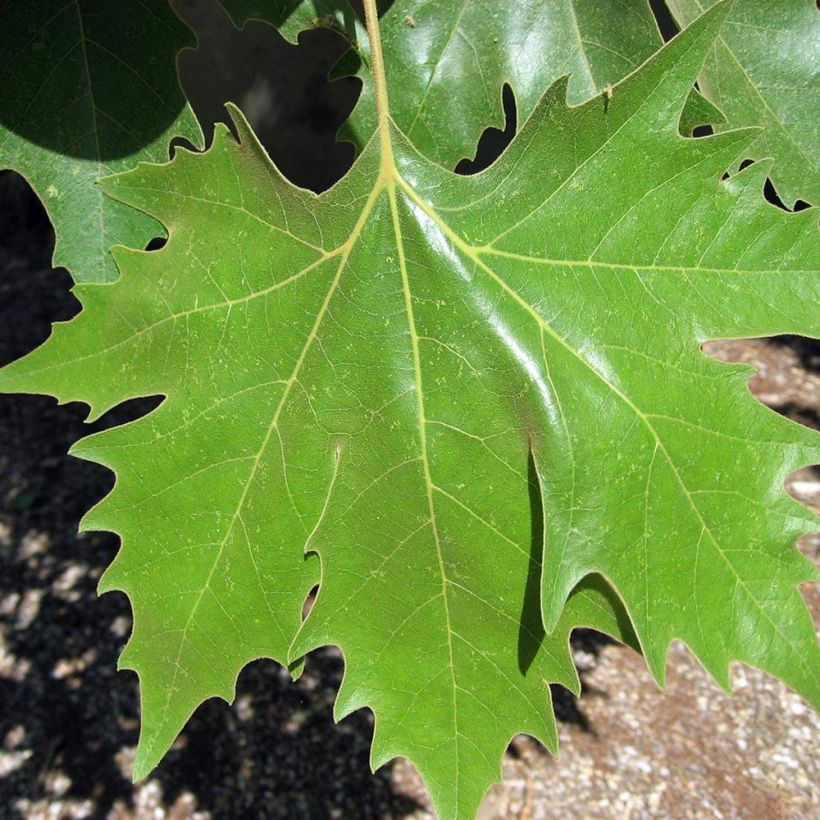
363,0,462,801
388,178,461,798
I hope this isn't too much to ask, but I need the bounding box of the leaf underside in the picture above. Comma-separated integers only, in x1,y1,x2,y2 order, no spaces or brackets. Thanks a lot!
0,2,818,818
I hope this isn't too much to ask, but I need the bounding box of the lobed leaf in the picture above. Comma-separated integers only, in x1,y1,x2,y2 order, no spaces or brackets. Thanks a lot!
0,107,638,815
0,1,818,817
668,0,820,206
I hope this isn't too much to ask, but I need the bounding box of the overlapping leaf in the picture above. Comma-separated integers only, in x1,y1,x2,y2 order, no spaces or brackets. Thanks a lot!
0,0,203,282
353,0,728,164
1,2,818,818
668,0,820,206
219,0,360,43
222,0,721,166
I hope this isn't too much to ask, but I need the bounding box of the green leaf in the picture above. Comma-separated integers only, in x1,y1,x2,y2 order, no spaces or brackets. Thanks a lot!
221,0,721,163
218,0,360,44
0,0,203,282
332,0,721,164
0,102,639,816
677,81,725,135
1,1,817,817
668,0,820,206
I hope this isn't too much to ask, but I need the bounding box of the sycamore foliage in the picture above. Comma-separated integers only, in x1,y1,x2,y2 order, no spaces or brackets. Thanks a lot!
224,0,723,163
0,1,203,282
668,0,820,207
1,1,819,818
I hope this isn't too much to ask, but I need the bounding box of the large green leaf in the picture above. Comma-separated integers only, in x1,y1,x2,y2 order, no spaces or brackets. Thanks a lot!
0,0,203,282
1,1,817,817
668,0,820,206
0,102,638,817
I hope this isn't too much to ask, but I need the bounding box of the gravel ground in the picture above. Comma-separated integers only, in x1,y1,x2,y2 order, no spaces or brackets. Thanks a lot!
0,181,818,818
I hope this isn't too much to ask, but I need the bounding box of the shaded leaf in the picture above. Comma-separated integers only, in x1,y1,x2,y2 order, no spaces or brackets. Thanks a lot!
218,0,360,43
0,0,203,282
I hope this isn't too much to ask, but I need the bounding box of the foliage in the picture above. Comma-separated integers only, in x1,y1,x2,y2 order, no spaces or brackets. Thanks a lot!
0,1,202,282
225,0,723,163
0,1,818,818
668,0,820,207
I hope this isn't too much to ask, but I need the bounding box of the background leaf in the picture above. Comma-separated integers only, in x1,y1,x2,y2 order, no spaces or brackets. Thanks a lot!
0,0,203,282
221,0,722,165
668,0,820,206
338,0,726,163
218,0,360,43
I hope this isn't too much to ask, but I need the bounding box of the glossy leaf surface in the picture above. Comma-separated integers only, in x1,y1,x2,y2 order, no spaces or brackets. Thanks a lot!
223,0,720,166
347,0,682,165
669,0,820,206
1,2,818,818
0,0,203,282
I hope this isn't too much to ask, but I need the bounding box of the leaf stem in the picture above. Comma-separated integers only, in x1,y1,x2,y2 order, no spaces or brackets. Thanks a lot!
362,0,394,178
